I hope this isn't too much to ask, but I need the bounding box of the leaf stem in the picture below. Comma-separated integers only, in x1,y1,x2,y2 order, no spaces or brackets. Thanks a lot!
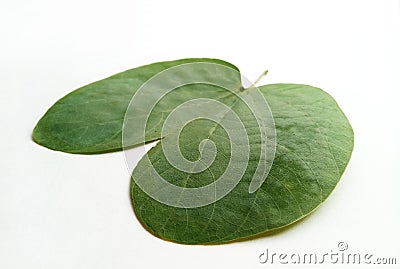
253,69,269,86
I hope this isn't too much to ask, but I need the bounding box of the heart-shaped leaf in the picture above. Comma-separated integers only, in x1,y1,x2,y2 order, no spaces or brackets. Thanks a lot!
32,59,353,245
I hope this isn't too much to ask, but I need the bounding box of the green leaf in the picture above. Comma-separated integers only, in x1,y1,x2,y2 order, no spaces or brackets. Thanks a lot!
32,58,238,153
32,58,353,245
131,83,353,244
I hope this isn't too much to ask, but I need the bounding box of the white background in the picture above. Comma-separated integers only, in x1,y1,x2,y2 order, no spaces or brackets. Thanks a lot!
1,0,399,268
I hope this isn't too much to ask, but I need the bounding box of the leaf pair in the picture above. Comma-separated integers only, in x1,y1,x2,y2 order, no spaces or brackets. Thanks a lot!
33,58,353,244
